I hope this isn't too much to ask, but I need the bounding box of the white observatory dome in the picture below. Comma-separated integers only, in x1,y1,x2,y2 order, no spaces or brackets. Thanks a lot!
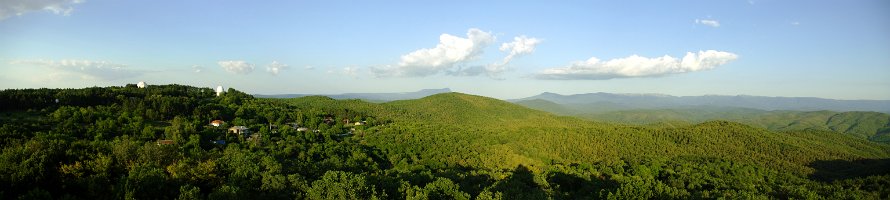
215,86,225,96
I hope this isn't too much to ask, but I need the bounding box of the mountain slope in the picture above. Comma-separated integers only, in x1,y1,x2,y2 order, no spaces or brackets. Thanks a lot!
384,93,579,127
576,109,890,143
277,92,890,174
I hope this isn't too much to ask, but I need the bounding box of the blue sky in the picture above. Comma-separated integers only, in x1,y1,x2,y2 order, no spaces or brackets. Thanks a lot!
1,0,888,100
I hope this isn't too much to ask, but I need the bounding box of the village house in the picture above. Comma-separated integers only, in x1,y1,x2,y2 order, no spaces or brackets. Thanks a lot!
296,127,309,132
228,126,250,136
210,120,225,127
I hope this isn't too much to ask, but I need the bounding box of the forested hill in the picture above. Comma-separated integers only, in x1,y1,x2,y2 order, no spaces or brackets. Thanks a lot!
383,92,579,126
515,99,890,143
2,84,890,199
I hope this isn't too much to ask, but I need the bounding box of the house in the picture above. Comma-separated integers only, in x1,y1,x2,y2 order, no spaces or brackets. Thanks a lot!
156,139,174,145
228,126,250,136
296,127,309,132
210,120,225,127
354,121,365,126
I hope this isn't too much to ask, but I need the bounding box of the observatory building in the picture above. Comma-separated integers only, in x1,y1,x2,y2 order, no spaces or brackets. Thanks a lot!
137,81,146,88
216,86,225,96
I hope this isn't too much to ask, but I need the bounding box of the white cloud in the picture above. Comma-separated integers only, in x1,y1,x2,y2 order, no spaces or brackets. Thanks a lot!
266,61,289,75
471,35,542,77
790,21,800,26
217,60,254,74
500,36,541,64
535,50,738,80
10,59,141,80
695,19,721,27
0,0,84,20
371,28,495,77
305,65,315,70
192,65,203,73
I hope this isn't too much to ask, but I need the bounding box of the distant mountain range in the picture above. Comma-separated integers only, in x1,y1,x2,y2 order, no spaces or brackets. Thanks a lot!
511,92,890,113
255,88,452,102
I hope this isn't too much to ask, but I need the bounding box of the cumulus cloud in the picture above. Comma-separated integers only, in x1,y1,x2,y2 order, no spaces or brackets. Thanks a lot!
266,61,289,75
535,50,738,80
371,28,495,77
0,0,84,20
10,59,141,80
500,36,541,64
467,35,542,77
217,60,254,74
695,19,721,27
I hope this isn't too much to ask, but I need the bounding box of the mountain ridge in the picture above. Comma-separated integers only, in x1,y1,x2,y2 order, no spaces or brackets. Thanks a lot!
255,88,452,102
513,92,890,113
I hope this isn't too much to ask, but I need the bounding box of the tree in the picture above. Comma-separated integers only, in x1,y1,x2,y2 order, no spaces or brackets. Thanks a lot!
307,171,379,200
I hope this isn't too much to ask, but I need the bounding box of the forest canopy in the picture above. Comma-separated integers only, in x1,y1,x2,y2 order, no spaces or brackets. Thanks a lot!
1,84,889,199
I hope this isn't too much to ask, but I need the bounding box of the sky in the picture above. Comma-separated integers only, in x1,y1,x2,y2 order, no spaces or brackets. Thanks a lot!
1,0,889,100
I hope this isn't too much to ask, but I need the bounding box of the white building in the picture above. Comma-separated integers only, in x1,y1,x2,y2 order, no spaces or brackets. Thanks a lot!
215,86,225,96
137,81,146,88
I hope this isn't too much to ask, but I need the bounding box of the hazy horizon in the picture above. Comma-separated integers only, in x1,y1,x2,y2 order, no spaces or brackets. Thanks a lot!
2,1,889,100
